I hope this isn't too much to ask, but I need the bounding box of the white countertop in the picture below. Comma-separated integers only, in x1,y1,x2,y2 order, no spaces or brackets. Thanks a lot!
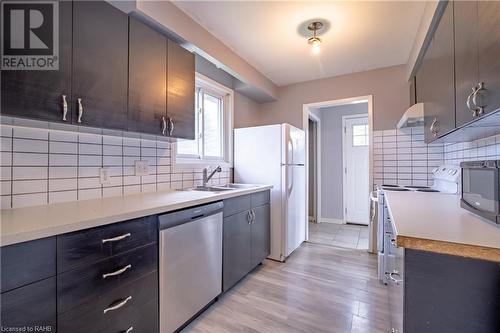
0,185,272,246
385,191,500,262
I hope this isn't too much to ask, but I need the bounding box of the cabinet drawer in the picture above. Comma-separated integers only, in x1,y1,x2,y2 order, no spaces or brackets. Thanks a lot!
251,190,270,207
1,237,56,293
58,243,157,314
223,194,251,217
58,272,158,333
57,215,157,273
0,277,56,331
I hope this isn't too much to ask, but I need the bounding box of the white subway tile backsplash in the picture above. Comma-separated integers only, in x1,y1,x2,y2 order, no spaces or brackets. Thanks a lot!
12,193,47,208
51,154,78,166
13,166,47,180
50,141,77,154
1,125,232,208
13,153,47,166
49,190,77,204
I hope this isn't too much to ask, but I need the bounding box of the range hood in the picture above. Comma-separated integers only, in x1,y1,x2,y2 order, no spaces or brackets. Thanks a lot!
397,103,424,130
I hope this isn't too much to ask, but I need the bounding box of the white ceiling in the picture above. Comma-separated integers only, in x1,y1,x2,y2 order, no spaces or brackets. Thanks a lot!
173,1,426,87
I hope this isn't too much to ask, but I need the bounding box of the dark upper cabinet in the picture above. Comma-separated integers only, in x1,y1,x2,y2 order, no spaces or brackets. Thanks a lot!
0,0,72,123
454,1,478,127
476,1,500,116
416,2,455,142
72,1,128,130
251,204,270,267
128,17,167,135
167,40,196,139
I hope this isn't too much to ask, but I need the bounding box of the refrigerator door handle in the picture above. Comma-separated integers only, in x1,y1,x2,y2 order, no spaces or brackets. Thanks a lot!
287,166,294,196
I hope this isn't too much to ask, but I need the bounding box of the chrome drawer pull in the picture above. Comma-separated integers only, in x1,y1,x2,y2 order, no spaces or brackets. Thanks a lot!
385,270,403,285
102,233,131,244
124,327,133,333
77,98,84,123
102,264,132,279
103,296,132,314
62,95,68,121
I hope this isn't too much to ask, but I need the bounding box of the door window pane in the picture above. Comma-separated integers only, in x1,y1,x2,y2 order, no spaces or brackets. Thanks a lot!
352,124,368,147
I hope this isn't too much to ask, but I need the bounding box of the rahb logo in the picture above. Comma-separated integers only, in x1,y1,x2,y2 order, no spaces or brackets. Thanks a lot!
1,1,59,70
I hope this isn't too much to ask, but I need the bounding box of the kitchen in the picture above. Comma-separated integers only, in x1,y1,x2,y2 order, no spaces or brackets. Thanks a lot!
1,1,499,333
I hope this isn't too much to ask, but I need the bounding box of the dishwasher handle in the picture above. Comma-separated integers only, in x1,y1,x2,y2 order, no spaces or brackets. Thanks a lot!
158,201,223,230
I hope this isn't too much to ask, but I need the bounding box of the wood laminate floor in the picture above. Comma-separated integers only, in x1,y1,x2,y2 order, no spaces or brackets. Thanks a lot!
182,242,390,333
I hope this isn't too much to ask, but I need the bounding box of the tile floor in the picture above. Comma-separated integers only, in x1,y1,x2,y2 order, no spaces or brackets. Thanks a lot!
308,222,369,250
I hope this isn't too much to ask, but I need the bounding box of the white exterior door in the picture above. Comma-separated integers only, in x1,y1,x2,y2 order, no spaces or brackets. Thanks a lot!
343,116,369,225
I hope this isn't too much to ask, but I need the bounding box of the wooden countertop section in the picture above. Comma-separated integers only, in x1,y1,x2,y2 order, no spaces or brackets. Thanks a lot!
384,191,500,262
1,185,272,246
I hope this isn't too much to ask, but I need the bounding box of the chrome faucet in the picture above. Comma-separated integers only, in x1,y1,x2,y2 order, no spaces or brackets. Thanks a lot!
203,166,222,187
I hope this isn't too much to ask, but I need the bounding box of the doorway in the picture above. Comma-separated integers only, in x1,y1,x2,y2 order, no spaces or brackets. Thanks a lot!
308,116,320,224
342,115,370,225
303,96,372,250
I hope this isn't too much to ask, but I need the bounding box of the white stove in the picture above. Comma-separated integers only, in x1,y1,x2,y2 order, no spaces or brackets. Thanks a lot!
374,165,460,283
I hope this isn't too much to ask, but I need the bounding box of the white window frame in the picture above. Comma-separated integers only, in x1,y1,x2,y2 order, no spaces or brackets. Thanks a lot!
173,72,234,169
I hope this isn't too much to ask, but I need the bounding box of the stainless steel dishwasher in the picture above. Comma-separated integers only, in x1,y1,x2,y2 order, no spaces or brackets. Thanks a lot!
158,201,223,333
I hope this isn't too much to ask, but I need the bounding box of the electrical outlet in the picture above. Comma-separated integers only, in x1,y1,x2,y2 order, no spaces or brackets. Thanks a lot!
99,167,111,185
134,160,149,176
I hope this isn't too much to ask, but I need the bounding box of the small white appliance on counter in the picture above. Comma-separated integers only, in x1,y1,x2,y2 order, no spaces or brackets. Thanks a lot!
376,164,461,283
234,124,306,262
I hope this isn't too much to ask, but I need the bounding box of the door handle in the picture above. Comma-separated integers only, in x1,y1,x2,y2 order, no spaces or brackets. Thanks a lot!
247,211,253,224
168,118,174,136
102,264,132,279
429,118,440,137
103,296,132,314
123,327,133,333
62,95,68,121
161,116,167,136
472,82,488,116
250,210,256,223
77,98,84,123
102,233,131,244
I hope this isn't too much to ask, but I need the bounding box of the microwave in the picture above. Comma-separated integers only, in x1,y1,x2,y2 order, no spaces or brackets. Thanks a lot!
460,160,500,225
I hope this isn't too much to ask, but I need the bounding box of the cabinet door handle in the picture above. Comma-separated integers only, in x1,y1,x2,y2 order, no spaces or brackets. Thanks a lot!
472,82,487,116
247,211,252,224
102,232,131,244
168,118,174,136
62,95,68,121
77,98,84,123
385,270,403,285
123,327,133,333
103,296,132,314
161,116,167,136
102,264,132,279
430,118,440,137
251,210,256,223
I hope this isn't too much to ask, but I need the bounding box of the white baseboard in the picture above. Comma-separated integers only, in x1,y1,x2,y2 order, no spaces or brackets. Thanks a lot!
319,217,344,224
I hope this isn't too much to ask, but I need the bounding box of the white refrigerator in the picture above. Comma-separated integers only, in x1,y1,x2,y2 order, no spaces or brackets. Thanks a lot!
234,123,306,262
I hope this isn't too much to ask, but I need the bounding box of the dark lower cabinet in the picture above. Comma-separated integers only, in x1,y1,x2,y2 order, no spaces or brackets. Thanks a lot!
58,272,158,333
251,204,270,267
0,0,72,123
0,277,57,332
72,0,128,130
167,39,196,139
128,17,167,135
223,210,253,292
404,249,500,333
417,1,455,142
223,191,271,292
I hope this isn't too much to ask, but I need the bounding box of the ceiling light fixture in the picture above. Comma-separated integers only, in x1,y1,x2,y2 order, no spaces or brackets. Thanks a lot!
307,21,323,55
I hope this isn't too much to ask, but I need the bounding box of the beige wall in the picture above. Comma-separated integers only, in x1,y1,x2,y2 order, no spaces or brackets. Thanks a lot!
234,92,263,128
246,65,409,131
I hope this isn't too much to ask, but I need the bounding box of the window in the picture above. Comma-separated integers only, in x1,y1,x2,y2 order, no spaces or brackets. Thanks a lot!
175,73,233,167
352,124,369,146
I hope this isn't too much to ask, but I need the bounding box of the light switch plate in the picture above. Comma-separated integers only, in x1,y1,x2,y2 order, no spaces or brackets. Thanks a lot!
99,167,111,185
